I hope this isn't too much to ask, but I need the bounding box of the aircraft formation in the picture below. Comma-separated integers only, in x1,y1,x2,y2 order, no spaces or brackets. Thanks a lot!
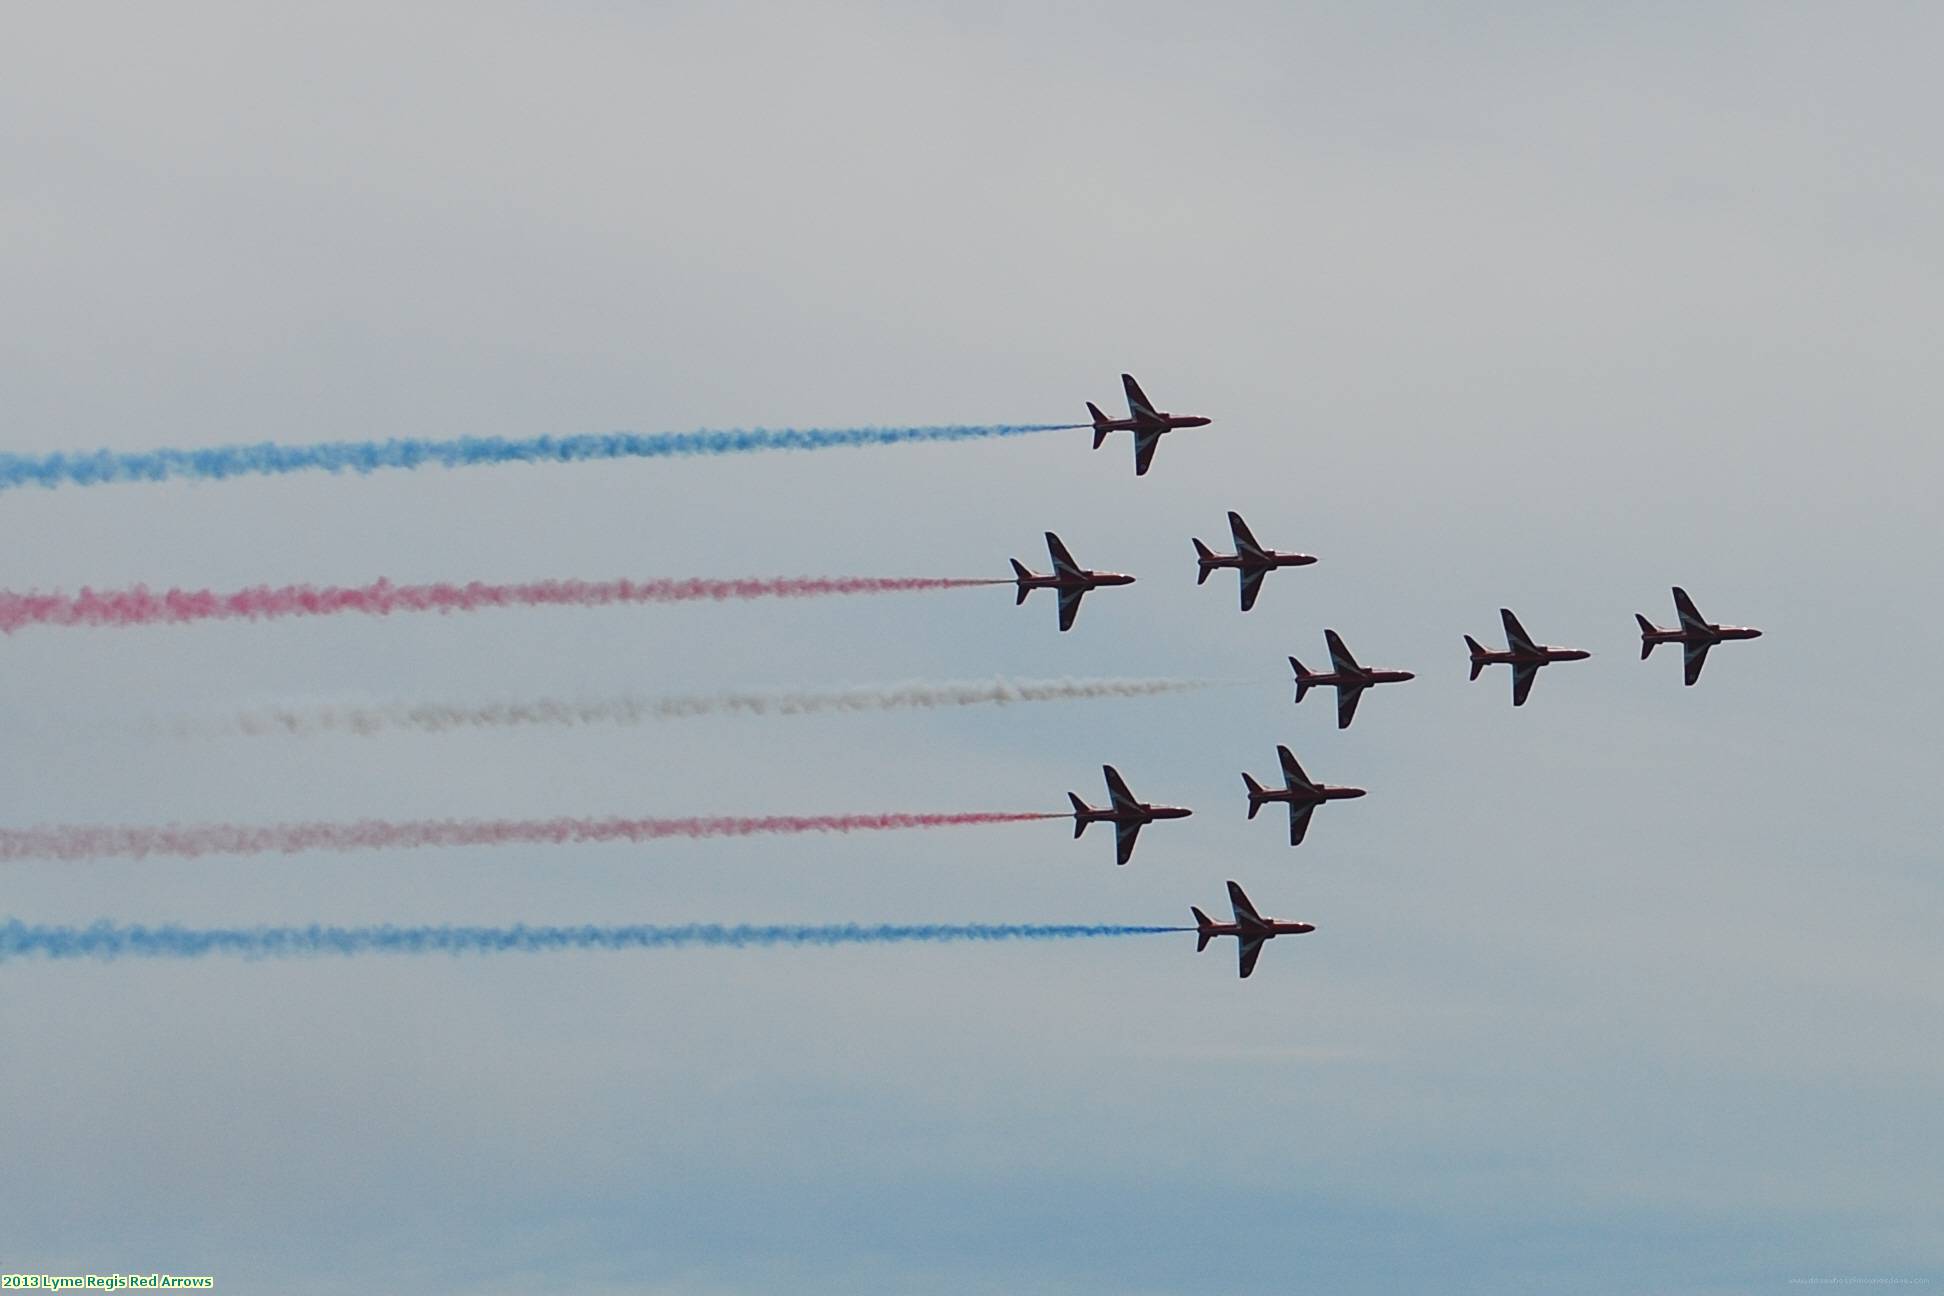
2,371,1762,983
1048,375,1763,977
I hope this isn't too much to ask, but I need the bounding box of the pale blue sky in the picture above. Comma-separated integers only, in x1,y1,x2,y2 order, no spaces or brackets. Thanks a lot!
2,3,1940,1291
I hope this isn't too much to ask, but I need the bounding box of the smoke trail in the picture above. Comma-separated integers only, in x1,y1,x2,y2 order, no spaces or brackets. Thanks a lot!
0,918,1189,962
0,812,1062,862
212,677,1216,737
0,424,1086,494
0,575,1008,635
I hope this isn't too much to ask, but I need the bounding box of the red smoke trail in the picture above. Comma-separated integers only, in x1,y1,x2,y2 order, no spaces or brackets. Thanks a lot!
0,812,1063,862
0,576,1010,634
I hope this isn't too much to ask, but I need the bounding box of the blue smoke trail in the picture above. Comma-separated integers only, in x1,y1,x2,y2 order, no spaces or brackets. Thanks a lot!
0,919,1187,962
0,424,1084,493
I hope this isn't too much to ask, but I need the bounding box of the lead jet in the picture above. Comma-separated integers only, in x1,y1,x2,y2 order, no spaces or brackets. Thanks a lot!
1192,881,1315,979
1637,586,1763,686
1290,630,1416,729
1086,372,1211,476
1068,765,1192,865
1464,608,1592,707
1242,745,1366,847
1192,512,1318,612
1010,532,1134,632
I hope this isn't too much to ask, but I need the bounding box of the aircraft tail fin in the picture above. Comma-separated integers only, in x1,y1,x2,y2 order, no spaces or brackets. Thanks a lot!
1010,559,1032,604
1242,772,1266,817
1192,539,1215,581
1289,656,1313,703
1191,907,1214,952
1067,792,1091,837
1465,635,1487,680
1087,402,1110,449
1636,614,1661,658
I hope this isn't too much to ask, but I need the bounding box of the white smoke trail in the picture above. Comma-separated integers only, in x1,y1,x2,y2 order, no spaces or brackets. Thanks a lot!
180,678,1216,738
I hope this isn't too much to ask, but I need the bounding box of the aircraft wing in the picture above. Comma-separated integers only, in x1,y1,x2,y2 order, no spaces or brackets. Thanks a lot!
1045,532,1083,578
1102,765,1138,810
1057,586,1085,633
1276,745,1312,791
1114,818,1142,866
1237,937,1265,979
1238,567,1266,612
1511,661,1539,707
1122,372,1157,420
1288,802,1316,848
1228,511,1264,557
1324,629,1361,674
1335,684,1366,730
1132,428,1162,476
1226,880,1265,925
1683,639,1712,686
1673,587,1710,634
1500,608,1539,655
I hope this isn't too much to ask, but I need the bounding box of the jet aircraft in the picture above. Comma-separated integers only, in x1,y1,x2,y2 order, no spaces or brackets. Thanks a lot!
1068,765,1192,865
1242,745,1366,847
1192,512,1318,612
1086,373,1211,476
1191,881,1315,979
1290,630,1415,729
1010,532,1134,632
1464,608,1592,706
1637,587,1763,685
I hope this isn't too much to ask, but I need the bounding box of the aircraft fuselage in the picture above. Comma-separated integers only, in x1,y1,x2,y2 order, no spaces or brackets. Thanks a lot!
1015,570,1135,593
1197,550,1317,573
1642,625,1762,645
1075,803,1192,828
1252,784,1366,809
1198,918,1316,942
1096,414,1212,433
1302,668,1415,688
1470,646,1592,664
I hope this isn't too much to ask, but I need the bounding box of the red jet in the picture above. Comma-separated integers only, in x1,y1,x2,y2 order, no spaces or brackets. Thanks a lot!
1243,745,1366,847
1465,608,1592,707
1192,881,1315,979
1193,511,1318,612
1290,630,1416,729
1086,373,1211,476
1637,587,1763,685
1068,765,1192,865
1010,532,1134,632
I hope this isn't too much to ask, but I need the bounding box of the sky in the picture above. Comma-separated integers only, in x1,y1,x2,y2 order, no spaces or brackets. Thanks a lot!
1,2,1940,1291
